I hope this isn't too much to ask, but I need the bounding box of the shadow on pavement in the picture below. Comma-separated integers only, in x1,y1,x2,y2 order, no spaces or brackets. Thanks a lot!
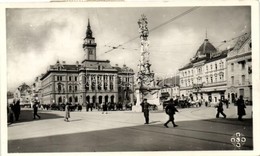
8,118,252,152
8,109,64,126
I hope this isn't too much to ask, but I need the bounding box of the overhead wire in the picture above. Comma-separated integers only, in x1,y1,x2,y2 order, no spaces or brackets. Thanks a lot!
101,7,201,55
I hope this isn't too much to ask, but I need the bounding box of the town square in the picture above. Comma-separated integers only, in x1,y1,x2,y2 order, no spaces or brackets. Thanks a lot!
2,4,256,154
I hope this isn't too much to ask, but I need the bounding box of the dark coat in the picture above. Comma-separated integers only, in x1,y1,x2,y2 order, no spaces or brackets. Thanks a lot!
237,99,246,116
140,102,152,112
217,101,224,112
165,103,178,115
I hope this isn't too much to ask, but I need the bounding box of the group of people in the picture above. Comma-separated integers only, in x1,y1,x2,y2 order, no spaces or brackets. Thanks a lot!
216,95,247,121
140,95,247,128
141,98,179,128
7,98,41,124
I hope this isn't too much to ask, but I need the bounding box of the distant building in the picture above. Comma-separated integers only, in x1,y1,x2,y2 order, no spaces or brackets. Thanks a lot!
158,76,180,101
31,75,43,102
13,83,32,105
40,19,134,105
179,36,232,103
226,33,252,104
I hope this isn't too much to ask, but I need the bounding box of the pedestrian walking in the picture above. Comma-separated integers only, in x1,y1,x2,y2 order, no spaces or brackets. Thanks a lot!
33,98,41,119
64,102,70,122
237,95,246,121
86,101,89,112
102,102,108,114
164,98,179,128
216,99,226,118
140,99,152,124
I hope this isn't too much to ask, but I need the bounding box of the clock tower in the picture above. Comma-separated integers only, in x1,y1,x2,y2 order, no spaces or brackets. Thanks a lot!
83,19,97,60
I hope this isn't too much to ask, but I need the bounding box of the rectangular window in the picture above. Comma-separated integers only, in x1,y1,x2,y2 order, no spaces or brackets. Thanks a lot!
241,62,246,70
231,63,234,72
231,76,234,85
241,75,245,85
75,77,77,81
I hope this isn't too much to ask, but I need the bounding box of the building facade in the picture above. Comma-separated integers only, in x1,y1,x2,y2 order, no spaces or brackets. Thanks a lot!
158,76,180,101
226,33,252,104
13,83,32,105
179,37,231,103
40,20,134,105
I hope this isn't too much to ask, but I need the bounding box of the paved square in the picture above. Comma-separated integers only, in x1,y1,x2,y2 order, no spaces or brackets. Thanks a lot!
8,105,252,152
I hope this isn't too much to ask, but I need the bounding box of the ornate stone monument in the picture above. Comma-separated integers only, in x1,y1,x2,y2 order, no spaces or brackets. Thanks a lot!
132,15,160,112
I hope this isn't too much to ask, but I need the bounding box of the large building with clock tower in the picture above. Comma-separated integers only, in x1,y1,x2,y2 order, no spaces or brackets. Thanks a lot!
40,19,135,107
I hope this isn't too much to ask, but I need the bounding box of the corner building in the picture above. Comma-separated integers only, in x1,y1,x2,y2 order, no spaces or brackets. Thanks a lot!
179,37,230,103
40,20,134,105
226,33,252,104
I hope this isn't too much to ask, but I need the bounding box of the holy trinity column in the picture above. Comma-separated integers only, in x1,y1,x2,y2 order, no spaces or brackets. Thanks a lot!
133,14,157,112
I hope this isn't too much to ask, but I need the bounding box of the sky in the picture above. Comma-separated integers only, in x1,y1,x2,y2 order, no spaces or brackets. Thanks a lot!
6,6,251,91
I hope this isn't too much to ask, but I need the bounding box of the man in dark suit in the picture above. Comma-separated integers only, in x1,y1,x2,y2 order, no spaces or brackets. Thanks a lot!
33,98,41,119
216,99,226,118
164,98,178,128
140,99,152,124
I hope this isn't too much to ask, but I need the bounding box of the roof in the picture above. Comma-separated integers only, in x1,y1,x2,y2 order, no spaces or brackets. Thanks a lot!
179,63,193,71
40,62,81,80
82,60,116,71
114,65,134,74
233,32,251,51
157,76,180,87
205,49,230,63
195,39,217,56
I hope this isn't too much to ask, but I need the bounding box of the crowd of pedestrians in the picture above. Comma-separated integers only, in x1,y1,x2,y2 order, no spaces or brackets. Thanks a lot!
7,95,248,126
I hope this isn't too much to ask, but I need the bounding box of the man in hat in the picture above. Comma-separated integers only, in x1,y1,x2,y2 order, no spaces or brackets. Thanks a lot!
140,99,152,124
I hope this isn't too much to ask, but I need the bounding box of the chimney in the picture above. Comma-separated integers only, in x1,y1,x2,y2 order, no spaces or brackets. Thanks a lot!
76,61,79,67
115,64,118,67
62,61,66,64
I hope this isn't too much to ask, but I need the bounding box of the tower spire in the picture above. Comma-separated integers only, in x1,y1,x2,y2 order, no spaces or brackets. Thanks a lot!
86,18,93,38
205,28,208,39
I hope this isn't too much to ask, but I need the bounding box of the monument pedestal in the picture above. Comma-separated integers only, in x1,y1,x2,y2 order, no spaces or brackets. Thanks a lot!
132,89,143,112
132,105,142,112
